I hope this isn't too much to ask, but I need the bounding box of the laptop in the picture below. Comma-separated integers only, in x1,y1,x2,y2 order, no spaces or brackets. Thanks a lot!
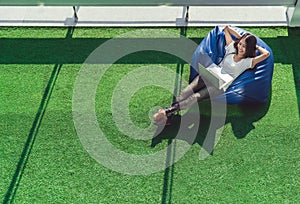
198,63,234,90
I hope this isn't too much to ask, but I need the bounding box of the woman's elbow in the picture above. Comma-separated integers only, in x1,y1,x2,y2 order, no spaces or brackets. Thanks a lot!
261,51,270,60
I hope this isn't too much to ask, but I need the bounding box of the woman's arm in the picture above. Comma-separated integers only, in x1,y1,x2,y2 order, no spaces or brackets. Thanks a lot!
251,45,270,68
224,25,241,46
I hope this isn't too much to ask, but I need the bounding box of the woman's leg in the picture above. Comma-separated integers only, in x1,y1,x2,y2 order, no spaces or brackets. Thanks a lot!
162,75,206,118
175,75,206,103
153,85,223,125
178,85,223,109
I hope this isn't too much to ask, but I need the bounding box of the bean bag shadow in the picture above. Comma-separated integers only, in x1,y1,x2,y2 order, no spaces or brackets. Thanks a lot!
189,26,274,104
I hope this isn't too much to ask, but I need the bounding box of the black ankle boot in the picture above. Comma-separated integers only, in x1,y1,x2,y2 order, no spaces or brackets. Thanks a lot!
165,103,179,117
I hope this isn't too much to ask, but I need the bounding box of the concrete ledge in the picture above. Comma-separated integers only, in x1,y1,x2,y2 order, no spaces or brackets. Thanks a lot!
0,6,75,26
0,6,289,27
189,6,288,27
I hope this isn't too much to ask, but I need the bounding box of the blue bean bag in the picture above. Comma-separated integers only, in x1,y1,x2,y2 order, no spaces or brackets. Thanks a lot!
190,26,274,104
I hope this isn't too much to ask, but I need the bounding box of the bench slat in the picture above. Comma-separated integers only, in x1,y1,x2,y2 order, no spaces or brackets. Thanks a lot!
0,0,296,6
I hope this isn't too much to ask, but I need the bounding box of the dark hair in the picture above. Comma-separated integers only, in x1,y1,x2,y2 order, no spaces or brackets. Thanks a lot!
234,33,257,58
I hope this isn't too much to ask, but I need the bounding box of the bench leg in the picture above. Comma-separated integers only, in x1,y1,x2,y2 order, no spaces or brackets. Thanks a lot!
185,6,190,22
73,6,79,22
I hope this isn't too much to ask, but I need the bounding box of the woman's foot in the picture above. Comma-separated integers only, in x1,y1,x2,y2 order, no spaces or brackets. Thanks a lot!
153,104,179,126
153,109,168,126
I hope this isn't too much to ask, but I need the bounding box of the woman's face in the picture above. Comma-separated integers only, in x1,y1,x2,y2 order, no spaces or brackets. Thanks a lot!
237,38,247,56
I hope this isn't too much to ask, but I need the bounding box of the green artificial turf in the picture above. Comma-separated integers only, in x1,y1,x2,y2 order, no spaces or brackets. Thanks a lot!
1,26,299,203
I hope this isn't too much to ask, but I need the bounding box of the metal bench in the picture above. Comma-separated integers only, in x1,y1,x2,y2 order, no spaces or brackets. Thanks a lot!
0,0,299,26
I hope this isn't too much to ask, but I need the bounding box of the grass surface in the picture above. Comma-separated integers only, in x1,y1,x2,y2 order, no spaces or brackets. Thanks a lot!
1,26,299,203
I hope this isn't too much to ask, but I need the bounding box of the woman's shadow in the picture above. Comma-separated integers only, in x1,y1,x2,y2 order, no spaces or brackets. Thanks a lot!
151,95,271,154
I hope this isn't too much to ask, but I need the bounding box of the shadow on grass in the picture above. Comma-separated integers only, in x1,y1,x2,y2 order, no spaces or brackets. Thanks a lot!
0,27,298,112
152,94,271,204
3,64,62,204
1,28,298,117
151,94,271,153
160,27,188,204
288,28,300,119
263,28,300,118
2,27,74,204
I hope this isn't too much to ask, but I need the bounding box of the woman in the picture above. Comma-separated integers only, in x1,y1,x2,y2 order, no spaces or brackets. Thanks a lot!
153,25,270,126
